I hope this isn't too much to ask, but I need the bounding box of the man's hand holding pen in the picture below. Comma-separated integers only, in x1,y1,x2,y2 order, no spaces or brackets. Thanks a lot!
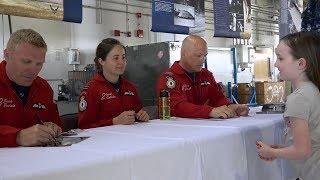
16,114,62,147
43,122,62,137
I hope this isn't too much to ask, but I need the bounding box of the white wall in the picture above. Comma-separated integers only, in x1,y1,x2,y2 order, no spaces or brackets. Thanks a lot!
0,0,235,79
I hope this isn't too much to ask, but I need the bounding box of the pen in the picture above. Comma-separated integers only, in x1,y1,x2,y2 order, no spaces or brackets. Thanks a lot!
34,113,60,146
35,113,45,125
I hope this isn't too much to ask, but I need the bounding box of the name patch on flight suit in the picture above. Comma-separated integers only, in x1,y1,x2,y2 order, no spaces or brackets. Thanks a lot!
101,92,116,100
124,91,134,96
200,81,211,86
32,102,46,110
181,84,191,91
0,98,15,108
79,96,87,112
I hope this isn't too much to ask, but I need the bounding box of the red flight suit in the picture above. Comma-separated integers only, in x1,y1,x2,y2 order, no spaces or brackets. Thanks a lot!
157,61,230,118
0,61,62,147
78,73,142,129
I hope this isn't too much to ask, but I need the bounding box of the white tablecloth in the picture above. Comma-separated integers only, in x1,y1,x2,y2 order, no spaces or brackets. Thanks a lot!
148,112,286,180
0,108,287,180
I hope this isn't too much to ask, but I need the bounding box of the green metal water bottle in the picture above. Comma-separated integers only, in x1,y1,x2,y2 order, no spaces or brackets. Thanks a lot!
158,90,171,120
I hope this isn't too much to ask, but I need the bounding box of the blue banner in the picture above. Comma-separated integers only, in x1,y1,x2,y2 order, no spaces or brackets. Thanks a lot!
151,0,205,35
301,0,320,32
214,0,249,39
63,0,82,23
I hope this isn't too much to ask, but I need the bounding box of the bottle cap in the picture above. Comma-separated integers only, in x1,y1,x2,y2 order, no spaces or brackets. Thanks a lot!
160,90,169,97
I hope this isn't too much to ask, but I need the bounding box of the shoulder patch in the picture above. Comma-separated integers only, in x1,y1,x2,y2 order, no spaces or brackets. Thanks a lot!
166,76,176,89
79,96,87,112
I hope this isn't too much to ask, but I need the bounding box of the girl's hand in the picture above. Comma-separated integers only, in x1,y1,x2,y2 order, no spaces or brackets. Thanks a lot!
256,141,277,161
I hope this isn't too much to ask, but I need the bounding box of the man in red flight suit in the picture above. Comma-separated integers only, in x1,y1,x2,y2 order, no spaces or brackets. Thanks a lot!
0,29,62,147
157,35,249,119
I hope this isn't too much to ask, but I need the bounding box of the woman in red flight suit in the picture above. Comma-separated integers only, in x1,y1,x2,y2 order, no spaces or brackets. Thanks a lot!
78,38,149,129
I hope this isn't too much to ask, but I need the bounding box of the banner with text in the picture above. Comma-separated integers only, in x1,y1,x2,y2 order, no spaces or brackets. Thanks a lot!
0,0,82,23
151,0,205,35
213,0,251,39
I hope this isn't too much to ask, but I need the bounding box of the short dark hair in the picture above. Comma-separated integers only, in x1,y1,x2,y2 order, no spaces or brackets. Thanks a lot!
94,38,124,73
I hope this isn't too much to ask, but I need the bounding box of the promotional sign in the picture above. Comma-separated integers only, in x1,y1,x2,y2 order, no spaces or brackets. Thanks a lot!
0,0,82,23
301,0,320,32
151,0,205,35
213,0,251,39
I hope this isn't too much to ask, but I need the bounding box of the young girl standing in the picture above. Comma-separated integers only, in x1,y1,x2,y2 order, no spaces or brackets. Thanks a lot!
256,32,320,180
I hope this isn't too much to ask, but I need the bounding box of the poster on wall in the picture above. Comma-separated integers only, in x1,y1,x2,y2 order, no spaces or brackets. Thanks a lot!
151,0,205,35
279,0,318,37
213,0,251,39
288,0,304,33
0,0,82,23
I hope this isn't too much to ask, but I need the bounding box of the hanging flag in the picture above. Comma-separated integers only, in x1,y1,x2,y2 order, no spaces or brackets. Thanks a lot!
280,0,305,38
301,0,320,32
151,0,205,35
213,0,251,39
0,0,82,23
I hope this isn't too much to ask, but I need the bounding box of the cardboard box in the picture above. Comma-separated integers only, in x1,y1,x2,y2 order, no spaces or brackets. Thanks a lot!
255,82,286,104
238,94,251,104
238,83,251,95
